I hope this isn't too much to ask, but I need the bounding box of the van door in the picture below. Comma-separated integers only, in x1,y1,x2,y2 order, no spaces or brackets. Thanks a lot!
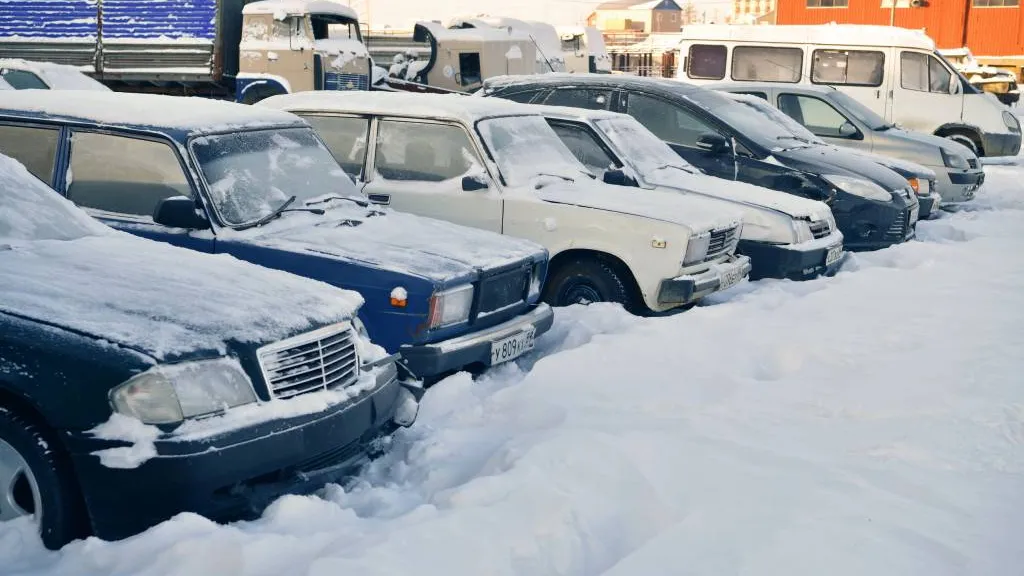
809,48,889,119
889,50,963,134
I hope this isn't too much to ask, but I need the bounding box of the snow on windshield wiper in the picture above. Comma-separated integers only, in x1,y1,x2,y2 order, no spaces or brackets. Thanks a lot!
236,196,325,231
653,163,695,174
533,173,574,188
304,195,370,208
777,135,811,143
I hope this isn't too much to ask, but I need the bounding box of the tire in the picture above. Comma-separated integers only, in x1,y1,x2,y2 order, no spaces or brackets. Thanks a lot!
542,256,637,311
0,408,85,550
943,131,981,156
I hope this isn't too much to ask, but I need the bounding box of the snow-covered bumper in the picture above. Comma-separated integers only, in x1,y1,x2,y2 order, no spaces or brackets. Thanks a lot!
980,130,1021,157
63,367,413,541
738,232,845,281
916,191,942,220
936,168,984,204
656,255,752,305
399,303,554,379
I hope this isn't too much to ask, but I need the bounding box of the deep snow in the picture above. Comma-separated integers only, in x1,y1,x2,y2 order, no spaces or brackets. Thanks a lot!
2,164,1024,575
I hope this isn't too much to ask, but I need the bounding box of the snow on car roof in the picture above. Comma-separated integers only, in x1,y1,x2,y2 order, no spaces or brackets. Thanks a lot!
483,72,697,95
677,24,935,50
0,58,110,91
529,104,624,122
243,0,359,20
0,90,305,135
259,90,537,123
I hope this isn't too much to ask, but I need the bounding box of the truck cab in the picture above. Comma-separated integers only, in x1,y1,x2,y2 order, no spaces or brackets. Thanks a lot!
236,0,371,103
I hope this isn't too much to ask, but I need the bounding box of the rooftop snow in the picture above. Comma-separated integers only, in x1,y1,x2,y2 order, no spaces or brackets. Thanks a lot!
243,0,359,20
0,59,110,91
0,90,304,134
259,90,536,123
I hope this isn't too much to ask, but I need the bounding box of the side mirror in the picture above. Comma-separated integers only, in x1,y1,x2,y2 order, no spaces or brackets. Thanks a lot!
603,168,628,186
153,196,210,229
695,132,731,155
838,121,859,138
462,174,489,191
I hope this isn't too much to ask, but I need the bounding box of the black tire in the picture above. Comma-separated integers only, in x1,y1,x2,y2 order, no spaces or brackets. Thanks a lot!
0,408,85,550
943,131,982,156
542,256,637,311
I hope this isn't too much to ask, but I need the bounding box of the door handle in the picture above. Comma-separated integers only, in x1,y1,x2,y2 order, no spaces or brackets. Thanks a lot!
875,89,880,98
367,193,391,205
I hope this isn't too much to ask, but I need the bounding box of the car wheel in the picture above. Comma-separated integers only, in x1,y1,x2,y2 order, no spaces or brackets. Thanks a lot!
543,256,636,310
944,132,981,156
0,408,84,550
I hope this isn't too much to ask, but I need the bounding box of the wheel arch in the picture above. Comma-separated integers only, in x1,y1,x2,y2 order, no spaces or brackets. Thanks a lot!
933,123,985,155
547,247,645,310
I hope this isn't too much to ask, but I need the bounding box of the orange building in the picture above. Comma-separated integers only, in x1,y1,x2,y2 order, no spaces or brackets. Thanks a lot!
776,0,1023,56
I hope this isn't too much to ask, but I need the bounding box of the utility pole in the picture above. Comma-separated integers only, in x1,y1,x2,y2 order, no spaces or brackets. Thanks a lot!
889,0,896,26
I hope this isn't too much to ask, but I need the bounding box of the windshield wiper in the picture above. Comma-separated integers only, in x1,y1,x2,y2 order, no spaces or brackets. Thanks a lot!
777,135,811,143
653,163,695,175
304,195,370,208
236,196,325,231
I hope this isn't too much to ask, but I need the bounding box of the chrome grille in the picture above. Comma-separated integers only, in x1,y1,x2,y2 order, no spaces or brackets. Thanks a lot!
809,220,831,239
257,324,359,400
326,72,369,91
478,268,529,316
705,225,740,261
886,210,908,238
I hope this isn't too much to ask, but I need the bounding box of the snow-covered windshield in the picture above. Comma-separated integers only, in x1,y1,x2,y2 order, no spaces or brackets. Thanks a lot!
191,128,358,226
477,115,590,187
726,94,826,145
828,91,890,131
685,89,809,149
594,116,695,178
0,154,109,242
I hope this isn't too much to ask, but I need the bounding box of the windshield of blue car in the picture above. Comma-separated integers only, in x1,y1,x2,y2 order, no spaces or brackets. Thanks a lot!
828,91,890,131
190,127,357,227
0,154,109,242
594,116,695,176
477,115,592,187
684,88,807,148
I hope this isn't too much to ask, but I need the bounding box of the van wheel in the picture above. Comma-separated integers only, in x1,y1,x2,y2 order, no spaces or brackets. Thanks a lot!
543,256,637,311
942,131,982,156
0,409,84,550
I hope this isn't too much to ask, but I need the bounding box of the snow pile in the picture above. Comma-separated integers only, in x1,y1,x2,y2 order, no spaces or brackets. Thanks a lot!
88,415,161,470
3,163,1024,573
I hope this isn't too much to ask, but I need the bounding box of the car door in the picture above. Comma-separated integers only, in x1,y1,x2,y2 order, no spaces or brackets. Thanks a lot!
360,117,503,233
62,129,215,252
889,51,963,134
776,92,873,152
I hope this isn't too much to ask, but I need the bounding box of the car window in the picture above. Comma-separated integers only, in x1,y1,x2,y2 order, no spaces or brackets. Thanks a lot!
901,51,952,93
500,90,544,103
737,91,768,100
547,121,619,174
68,132,192,218
373,120,482,183
0,69,48,90
777,94,852,138
626,92,715,147
0,124,60,184
687,44,727,80
812,50,884,87
301,114,369,179
928,55,951,92
543,88,614,110
731,47,802,82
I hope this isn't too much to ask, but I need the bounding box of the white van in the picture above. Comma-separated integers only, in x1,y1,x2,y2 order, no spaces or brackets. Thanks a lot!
673,24,1021,158
556,26,613,74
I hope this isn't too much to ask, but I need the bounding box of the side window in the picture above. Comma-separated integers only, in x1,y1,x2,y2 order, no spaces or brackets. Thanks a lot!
547,121,620,174
0,124,59,184
812,50,884,86
68,132,191,217
928,55,951,92
777,94,851,137
500,90,544,104
301,115,369,179
626,92,716,147
737,91,768,100
458,53,482,87
900,51,929,91
687,44,727,80
731,47,802,82
543,88,614,110
373,120,482,183
0,69,48,90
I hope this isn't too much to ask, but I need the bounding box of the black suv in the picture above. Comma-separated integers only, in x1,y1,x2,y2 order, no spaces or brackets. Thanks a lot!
481,74,920,251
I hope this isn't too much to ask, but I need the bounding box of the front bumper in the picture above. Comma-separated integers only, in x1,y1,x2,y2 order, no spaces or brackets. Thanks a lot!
916,191,941,219
980,130,1021,157
399,303,554,378
657,254,752,305
936,168,984,203
738,234,845,281
65,372,413,541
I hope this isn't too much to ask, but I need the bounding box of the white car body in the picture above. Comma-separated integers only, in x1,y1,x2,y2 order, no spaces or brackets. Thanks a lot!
259,91,752,312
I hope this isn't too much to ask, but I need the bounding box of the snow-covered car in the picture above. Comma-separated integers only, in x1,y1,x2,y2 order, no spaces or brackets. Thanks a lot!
0,153,418,549
0,91,553,382
0,58,110,91
258,91,752,314
535,105,846,281
710,83,984,207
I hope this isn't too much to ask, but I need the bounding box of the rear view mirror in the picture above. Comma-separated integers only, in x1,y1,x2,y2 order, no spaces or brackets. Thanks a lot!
695,132,731,155
839,121,859,138
462,174,489,191
153,196,210,229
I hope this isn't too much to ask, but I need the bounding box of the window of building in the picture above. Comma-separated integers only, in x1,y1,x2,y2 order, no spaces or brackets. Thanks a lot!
732,46,802,82
812,49,884,86
687,44,727,80
374,120,482,183
900,51,953,93
300,115,370,179
806,0,848,7
973,0,1018,6
0,124,60,184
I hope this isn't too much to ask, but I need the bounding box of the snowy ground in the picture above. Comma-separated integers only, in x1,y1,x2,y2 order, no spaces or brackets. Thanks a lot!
3,162,1024,574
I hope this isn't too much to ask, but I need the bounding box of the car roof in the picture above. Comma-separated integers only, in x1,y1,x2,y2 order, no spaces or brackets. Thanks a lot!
483,73,701,98
259,90,541,123
704,82,838,96
0,90,305,138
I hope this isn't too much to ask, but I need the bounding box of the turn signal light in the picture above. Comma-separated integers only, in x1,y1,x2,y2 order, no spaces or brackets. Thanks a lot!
907,178,920,193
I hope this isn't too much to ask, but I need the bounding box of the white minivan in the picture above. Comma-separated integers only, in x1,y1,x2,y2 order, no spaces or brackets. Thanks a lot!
673,24,1021,158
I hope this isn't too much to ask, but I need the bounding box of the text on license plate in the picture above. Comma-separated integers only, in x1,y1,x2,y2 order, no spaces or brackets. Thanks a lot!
490,328,536,365
719,267,743,291
825,245,843,267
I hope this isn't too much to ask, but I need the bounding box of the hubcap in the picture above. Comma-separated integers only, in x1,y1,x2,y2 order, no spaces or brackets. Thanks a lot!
0,438,40,523
561,283,603,306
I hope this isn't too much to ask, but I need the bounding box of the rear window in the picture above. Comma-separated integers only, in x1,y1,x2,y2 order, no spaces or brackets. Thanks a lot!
812,50,885,87
731,47,802,82
687,44,727,80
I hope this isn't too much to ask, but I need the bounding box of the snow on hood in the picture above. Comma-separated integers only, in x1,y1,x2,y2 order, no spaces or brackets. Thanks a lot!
0,156,360,360
222,197,545,282
0,58,110,91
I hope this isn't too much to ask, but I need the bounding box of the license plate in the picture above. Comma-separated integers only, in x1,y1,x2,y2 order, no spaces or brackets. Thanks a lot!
825,244,843,267
490,328,535,365
719,266,744,291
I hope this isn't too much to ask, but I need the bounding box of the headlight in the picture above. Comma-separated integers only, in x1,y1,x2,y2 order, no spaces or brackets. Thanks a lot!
1002,110,1020,133
791,220,813,243
682,232,710,266
941,148,970,170
428,284,474,328
822,174,892,202
111,359,257,425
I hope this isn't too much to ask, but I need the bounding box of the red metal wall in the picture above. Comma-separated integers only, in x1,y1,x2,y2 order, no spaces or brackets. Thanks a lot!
776,0,1024,55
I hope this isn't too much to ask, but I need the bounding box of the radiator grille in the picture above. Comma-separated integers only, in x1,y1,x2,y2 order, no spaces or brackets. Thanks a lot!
477,268,529,316
705,225,739,261
326,72,368,91
257,325,359,400
886,209,909,239
809,220,832,239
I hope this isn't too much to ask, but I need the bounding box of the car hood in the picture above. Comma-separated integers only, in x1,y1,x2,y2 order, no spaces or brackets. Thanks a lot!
644,168,834,222
887,127,979,161
0,233,362,362
839,147,937,180
531,179,744,233
224,201,545,284
773,145,908,191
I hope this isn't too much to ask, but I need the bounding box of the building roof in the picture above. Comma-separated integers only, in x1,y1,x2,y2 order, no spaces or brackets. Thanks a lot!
0,90,303,136
595,0,681,10
242,0,359,21
258,90,539,123
677,24,934,50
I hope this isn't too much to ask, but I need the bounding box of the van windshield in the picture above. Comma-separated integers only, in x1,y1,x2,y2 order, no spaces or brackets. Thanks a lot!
828,91,891,131
684,89,810,149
